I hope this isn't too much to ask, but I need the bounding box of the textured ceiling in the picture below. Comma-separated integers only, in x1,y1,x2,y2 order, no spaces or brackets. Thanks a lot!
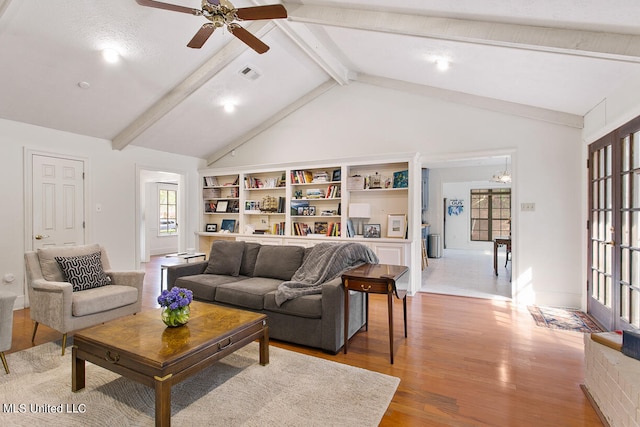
0,0,638,163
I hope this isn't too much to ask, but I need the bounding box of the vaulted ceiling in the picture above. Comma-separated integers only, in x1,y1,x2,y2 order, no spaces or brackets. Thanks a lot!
1,0,638,165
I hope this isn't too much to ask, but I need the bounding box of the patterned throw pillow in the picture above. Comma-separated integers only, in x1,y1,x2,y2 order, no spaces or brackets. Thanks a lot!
55,252,111,292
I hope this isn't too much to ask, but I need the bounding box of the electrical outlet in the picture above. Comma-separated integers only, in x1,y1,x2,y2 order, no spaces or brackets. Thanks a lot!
521,203,535,212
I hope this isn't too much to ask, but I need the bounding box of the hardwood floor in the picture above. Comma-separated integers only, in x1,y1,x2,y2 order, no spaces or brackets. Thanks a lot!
8,256,603,426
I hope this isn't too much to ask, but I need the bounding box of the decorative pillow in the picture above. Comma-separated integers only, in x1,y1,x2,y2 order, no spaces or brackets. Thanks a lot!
239,242,262,277
204,241,246,276
55,252,111,292
253,245,305,281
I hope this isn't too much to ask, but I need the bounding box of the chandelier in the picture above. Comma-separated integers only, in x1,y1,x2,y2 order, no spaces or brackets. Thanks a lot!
491,158,511,183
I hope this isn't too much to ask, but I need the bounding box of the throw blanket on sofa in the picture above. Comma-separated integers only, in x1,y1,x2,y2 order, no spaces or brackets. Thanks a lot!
275,242,379,306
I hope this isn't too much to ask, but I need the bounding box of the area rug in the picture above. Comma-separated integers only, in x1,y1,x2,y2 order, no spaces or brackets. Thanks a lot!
0,341,399,426
528,305,604,333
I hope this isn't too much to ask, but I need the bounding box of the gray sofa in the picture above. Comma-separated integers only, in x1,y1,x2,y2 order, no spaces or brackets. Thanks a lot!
166,241,370,353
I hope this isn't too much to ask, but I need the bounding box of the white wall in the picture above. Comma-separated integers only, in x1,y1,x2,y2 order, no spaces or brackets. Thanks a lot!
0,119,204,308
212,81,583,308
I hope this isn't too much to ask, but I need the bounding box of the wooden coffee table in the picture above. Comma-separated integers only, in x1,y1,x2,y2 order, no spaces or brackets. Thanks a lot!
72,301,268,427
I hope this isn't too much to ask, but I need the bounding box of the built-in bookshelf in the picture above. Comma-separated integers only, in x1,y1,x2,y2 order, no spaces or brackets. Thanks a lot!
242,170,287,235
202,174,240,233
290,167,342,237
197,154,421,294
346,162,409,239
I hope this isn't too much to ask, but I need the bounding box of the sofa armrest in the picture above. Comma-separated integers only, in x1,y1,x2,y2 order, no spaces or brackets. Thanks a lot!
166,261,208,289
106,270,145,289
30,278,72,294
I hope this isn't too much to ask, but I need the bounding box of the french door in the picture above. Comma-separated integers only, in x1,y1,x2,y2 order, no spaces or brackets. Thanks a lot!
588,116,640,330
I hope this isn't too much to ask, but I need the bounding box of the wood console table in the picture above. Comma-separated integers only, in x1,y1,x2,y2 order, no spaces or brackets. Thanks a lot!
341,263,409,364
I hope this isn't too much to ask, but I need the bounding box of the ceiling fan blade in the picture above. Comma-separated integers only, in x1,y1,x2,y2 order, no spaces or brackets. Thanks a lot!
187,24,216,49
228,24,269,54
135,0,200,15
236,5,287,21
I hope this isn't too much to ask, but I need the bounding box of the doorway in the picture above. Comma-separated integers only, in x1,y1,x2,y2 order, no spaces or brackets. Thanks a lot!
136,167,186,266
420,154,514,300
587,115,640,330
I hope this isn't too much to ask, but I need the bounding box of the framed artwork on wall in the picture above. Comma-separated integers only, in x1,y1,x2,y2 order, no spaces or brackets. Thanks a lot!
205,223,217,232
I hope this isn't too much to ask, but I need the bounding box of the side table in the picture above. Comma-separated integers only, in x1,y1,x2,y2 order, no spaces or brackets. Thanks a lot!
341,263,409,364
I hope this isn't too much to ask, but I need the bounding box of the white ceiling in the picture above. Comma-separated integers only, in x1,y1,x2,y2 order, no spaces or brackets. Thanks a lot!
1,0,639,164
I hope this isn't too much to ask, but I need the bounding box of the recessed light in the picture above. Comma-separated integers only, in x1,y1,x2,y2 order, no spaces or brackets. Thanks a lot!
435,58,450,71
77,81,90,89
102,48,120,64
224,103,236,113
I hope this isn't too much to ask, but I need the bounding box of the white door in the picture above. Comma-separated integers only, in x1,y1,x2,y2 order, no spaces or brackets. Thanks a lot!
32,154,85,249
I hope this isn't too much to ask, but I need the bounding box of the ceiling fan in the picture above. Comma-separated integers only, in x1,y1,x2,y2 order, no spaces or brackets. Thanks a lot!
135,0,287,54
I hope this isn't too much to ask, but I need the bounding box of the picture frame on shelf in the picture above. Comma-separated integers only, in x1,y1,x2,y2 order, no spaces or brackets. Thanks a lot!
332,169,341,182
216,200,228,213
363,224,381,238
387,214,407,238
205,223,217,232
393,170,409,188
221,219,236,233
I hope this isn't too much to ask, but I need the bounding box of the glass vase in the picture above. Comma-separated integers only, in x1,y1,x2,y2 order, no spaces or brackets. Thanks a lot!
161,305,190,327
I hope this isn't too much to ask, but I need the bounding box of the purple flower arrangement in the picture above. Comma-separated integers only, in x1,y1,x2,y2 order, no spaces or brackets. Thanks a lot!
158,286,193,310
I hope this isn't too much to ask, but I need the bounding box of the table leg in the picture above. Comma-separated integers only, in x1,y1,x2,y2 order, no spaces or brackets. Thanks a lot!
259,325,270,366
365,293,369,332
343,281,350,354
155,375,172,427
403,296,407,338
71,346,85,392
493,241,499,276
388,291,394,364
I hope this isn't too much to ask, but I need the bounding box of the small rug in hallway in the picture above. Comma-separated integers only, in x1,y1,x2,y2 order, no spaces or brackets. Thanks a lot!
528,305,604,333
0,341,399,426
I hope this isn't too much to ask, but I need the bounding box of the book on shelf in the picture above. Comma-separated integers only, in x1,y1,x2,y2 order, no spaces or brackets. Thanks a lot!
272,222,286,236
312,171,330,183
291,170,314,184
203,188,221,199
306,188,325,198
292,222,306,236
325,184,340,198
203,176,219,187
326,222,341,237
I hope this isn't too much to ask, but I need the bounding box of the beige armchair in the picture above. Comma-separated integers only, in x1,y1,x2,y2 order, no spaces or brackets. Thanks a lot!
0,291,16,373
25,243,144,355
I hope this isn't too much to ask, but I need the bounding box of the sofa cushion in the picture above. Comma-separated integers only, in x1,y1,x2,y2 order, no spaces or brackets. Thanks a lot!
204,241,245,276
38,243,103,282
72,285,138,317
263,291,322,319
55,252,111,292
239,242,262,277
253,245,305,281
175,274,244,302
214,277,282,310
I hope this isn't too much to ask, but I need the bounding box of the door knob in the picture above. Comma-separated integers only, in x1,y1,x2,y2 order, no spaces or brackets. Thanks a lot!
34,234,50,240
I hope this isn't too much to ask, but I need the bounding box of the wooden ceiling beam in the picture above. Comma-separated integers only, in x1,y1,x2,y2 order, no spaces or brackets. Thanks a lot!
287,4,640,63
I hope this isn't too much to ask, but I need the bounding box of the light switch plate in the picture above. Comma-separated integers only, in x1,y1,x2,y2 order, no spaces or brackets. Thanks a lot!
521,202,535,212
